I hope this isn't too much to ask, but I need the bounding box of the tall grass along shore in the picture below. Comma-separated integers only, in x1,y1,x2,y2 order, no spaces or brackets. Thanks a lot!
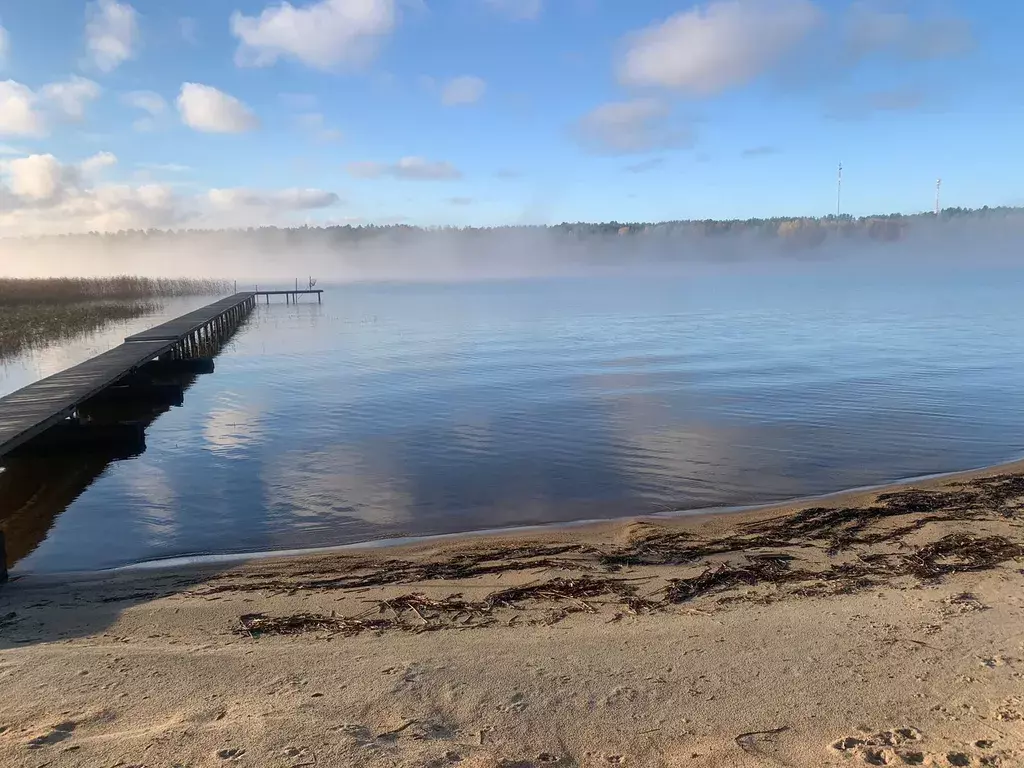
0,276,229,361
0,277,228,305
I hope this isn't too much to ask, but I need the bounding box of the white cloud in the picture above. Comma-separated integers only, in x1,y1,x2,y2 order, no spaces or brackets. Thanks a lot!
123,90,167,131
123,90,166,116
177,83,258,134
0,150,344,236
0,24,9,69
845,3,974,61
208,187,340,211
51,182,183,232
80,150,117,175
484,0,542,20
440,75,486,106
40,76,102,121
0,80,44,136
0,77,103,137
7,154,67,201
85,0,139,73
296,112,343,142
2,152,114,207
618,0,821,94
230,0,396,71
573,98,692,155
346,156,462,180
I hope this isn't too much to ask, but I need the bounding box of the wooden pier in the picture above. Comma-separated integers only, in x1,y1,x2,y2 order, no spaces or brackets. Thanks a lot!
0,292,258,461
255,289,323,304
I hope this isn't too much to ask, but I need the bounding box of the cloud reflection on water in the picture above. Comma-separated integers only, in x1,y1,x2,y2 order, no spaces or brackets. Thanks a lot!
7,270,1024,572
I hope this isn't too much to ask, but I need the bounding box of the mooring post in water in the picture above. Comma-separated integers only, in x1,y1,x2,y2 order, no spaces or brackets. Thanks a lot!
0,529,8,583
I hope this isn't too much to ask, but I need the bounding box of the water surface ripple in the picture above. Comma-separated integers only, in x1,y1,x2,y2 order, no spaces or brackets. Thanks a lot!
3,268,1023,572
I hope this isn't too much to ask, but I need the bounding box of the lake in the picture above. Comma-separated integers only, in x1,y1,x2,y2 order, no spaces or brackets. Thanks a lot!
4,264,1024,573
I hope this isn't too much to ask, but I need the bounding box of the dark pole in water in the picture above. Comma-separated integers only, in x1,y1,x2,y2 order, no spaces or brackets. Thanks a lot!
0,529,7,583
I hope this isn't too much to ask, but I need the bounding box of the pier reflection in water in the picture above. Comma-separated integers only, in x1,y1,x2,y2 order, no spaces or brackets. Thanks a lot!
0,319,246,570
6,271,1024,574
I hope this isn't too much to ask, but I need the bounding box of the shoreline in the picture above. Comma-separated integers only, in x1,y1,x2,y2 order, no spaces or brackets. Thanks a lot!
12,452,1024,583
2,457,1023,766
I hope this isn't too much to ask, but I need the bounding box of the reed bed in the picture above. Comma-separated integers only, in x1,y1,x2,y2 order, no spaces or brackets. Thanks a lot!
0,277,229,306
0,276,229,361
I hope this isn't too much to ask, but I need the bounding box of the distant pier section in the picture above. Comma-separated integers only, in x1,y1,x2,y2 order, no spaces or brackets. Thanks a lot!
254,289,323,304
0,292,260,461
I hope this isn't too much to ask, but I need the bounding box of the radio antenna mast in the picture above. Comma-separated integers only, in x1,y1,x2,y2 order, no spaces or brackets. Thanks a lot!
836,162,843,219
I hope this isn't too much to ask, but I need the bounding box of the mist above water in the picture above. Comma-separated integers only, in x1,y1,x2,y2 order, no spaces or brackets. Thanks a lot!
1,212,1022,283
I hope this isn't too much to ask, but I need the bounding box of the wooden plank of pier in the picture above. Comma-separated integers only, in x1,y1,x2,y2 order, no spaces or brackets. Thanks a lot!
0,291,260,461
0,340,171,459
125,292,255,343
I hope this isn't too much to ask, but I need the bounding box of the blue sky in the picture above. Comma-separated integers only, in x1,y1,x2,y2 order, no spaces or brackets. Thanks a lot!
0,0,1021,234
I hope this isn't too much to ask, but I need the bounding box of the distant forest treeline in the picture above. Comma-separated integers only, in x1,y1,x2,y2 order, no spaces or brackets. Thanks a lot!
2,205,1021,248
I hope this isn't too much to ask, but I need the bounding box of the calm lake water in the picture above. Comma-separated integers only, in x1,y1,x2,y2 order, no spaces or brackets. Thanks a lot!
4,264,1024,573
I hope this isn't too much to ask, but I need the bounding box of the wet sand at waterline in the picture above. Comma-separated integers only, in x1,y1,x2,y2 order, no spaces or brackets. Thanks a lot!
2,460,1023,768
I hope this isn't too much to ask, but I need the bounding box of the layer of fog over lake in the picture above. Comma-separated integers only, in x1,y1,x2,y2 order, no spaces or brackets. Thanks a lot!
3,214,1023,282
2,222,1023,572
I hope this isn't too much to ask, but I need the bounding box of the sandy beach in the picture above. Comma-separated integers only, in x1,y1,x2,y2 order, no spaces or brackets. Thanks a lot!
2,463,1024,768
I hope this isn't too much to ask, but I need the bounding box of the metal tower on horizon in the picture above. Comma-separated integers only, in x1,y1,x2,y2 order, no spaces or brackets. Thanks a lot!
935,178,942,216
837,162,843,219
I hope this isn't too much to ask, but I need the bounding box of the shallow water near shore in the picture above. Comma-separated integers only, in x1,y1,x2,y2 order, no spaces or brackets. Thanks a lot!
4,264,1024,573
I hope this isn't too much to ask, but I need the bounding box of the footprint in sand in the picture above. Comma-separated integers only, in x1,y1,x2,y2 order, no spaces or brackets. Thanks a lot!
995,697,1023,721
330,723,374,744
831,727,924,765
217,747,246,760
385,663,426,692
830,728,1009,766
602,686,639,706
496,692,529,713
26,720,76,749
